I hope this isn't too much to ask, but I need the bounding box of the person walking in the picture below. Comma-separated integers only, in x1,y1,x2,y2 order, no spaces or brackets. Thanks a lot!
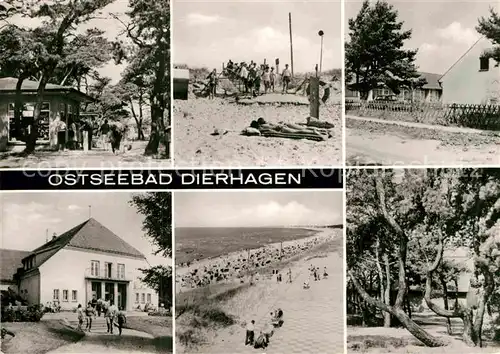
76,304,84,331
96,298,102,317
282,64,292,93
85,302,95,332
115,307,127,335
106,300,118,334
245,320,255,345
99,119,110,151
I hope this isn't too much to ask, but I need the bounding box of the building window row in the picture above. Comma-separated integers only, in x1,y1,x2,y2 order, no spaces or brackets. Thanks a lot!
90,260,125,279
135,292,152,304
53,289,77,302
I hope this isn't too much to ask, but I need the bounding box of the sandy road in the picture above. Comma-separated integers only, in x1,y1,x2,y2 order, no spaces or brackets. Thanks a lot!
346,116,500,166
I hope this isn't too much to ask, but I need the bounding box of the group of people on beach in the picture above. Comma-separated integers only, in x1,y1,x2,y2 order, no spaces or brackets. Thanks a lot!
245,308,284,349
205,59,293,99
76,297,127,335
304,265,329,289
177,236,329,290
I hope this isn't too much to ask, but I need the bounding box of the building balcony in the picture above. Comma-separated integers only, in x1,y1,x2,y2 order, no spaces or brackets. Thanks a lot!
84,268,135,282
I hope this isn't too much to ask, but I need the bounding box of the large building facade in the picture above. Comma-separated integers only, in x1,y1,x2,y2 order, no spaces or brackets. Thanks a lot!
3,218,158,311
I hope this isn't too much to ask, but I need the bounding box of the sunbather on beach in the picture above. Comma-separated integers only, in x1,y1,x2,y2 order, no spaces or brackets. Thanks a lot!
250,118,326,137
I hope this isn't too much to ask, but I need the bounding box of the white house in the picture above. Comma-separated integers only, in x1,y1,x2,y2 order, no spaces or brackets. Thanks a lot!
440,37,500,105
6,218,158,311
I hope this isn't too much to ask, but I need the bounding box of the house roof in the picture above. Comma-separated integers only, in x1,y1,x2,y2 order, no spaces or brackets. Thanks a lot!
0,77,94,102
347,71,443,91
440,37,485,82
0,249,30,283
22,218,146,272
418,72,442,90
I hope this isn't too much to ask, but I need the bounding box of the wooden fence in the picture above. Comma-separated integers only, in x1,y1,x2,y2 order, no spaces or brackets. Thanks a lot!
345,100,500,130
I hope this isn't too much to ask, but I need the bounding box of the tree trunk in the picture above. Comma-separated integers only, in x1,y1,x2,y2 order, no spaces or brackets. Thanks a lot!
14,76,26,142
439,275,452,335
383,253,391,327
394,309,446,347
145,31,167,157
349,270,446,347
25,74,49,154
462,310,476,347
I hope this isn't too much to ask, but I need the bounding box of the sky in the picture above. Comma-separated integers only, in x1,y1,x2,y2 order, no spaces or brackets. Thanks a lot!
173,0,342,72
174,191,344,228
5,0,130,84
0,192,170,266
345,0,500,74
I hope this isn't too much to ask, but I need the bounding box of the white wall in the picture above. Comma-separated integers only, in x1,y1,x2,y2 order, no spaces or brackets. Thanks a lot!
19,272,40,305
441,37,500,105
38,247,157,311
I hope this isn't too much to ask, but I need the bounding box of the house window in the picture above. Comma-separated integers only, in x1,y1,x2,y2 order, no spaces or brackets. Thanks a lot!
53,289,60,300
72,290,77,301
136,293,140,303
91,260,100,276
147,294,151,303
480,57,489,71
63,290,68,302
141,293,145,304
117,264,125,279
105,262,113,278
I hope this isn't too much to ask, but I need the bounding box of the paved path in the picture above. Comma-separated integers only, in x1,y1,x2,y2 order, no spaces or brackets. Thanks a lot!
347,115,500,135
198,249,344,354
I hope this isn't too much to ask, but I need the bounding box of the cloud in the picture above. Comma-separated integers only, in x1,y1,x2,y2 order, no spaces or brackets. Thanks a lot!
185,13,221,26
220,201,340,227
436,22,480,46
67,204,82,211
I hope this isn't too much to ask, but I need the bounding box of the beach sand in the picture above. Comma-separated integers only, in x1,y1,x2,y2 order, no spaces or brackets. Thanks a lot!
173,95,342,167
175,229,344,353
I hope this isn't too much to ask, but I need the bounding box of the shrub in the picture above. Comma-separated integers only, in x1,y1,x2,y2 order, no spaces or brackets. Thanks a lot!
1,305,44,322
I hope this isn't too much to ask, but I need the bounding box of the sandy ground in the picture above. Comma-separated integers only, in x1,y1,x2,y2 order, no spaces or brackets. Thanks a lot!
0,141,171,169
173,96,342,167
347,313,500,353
346,116,500,166
177,231,344,354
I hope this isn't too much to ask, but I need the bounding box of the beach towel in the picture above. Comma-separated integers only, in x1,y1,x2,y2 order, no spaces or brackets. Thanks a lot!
259,129,326,142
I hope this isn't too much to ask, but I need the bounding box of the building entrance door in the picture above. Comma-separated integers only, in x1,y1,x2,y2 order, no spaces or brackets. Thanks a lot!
117,284,127,310
105,282,114,302
91,281,102,300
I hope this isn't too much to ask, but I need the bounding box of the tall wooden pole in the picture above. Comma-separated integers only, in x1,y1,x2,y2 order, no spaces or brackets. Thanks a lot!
289,12,294,77
320,35,324,74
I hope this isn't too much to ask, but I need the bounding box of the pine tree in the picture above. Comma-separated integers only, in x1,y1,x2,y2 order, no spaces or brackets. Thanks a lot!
345,0,425,100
